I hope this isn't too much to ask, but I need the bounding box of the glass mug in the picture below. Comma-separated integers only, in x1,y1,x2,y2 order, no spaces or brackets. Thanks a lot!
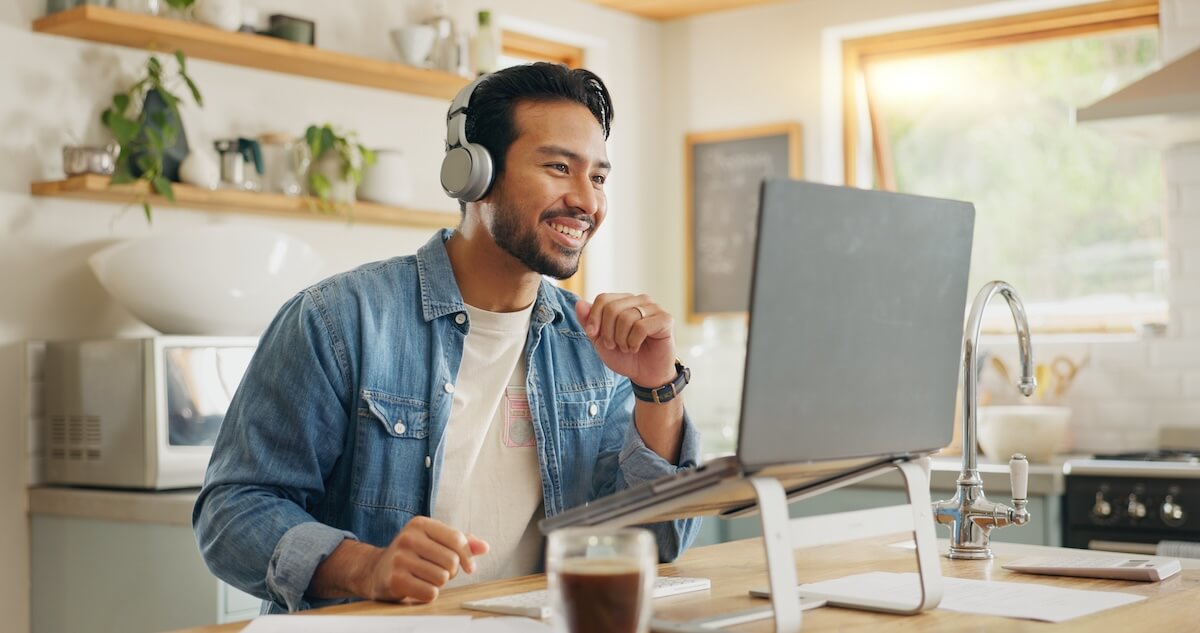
547,527,656,633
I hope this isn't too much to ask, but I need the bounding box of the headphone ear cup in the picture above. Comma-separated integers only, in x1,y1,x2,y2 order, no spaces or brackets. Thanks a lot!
440,145,475,198
440,142,494,202
460,142,494,202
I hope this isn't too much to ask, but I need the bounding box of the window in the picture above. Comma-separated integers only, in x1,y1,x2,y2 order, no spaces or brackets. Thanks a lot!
499,31,589,297
843,0,1164,333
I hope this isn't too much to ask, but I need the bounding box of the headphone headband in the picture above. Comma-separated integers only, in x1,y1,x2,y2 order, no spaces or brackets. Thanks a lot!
441,75,495,202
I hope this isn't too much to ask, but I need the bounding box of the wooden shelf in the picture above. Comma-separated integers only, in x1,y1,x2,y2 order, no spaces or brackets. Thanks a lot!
31,175,459,229
33,6,469,99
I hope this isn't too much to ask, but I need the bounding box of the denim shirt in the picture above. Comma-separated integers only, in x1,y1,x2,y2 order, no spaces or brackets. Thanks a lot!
193,230,702,613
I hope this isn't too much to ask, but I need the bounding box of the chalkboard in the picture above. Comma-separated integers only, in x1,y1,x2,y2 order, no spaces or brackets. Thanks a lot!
686,123,802,322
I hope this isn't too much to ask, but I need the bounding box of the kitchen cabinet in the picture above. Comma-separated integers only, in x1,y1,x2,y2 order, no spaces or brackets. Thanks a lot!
33,6,468,100
29,487,260,633
693,456,1066,548
31,175,457,229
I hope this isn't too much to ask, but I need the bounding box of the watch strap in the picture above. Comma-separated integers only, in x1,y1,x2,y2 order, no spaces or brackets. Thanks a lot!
631,360,691,404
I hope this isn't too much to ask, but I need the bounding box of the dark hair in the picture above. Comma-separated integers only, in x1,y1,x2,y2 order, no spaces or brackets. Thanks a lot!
456,62,614,208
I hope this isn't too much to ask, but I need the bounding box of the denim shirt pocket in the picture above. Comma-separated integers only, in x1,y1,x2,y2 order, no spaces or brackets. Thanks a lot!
351,389,431,516
556,390,611,429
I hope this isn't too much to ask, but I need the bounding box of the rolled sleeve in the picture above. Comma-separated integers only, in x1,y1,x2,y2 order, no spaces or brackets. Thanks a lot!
267,522,358,612
617,408,702,486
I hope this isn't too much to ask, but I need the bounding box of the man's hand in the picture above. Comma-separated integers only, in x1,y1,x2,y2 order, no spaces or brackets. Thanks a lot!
576,293,676,388
311,516,489,604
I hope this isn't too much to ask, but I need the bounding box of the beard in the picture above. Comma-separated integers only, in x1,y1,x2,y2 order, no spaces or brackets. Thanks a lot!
489,197,588,280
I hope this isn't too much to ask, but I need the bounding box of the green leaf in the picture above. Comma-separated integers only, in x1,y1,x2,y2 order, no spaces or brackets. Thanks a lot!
305,125,319,150
152,175,175,202
174,49,187,70
320,127,336,157
360,146,376,167
107,115,140,145
112,93,130,113
182,74,203,107
310,172,331,200
110,165,136,185
145,126,162,149
136,154,155,174
142,201,153,222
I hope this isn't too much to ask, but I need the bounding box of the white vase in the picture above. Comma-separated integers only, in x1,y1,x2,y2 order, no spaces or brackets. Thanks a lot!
193,0,241,31
357,149,412,207
179,149,220,190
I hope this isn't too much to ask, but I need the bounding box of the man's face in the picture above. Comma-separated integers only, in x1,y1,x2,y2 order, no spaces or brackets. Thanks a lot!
481,100,610,280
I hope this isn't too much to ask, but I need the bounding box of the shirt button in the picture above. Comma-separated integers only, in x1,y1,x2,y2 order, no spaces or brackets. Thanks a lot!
424,455,432,468
393,421,406,435
588,403,599,417
454,313,466,325
443,382,455,394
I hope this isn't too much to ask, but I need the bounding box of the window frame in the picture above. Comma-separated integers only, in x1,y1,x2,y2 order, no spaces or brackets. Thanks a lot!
840,0,1161,334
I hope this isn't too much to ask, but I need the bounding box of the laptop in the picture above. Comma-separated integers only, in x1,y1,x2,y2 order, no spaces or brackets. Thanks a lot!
540,179,975,532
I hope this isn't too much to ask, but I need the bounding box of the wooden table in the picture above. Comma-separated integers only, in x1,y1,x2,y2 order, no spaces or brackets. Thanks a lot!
167,534,1200,632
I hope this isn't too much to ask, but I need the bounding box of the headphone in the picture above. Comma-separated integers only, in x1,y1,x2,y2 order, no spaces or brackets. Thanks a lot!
440,75,494,202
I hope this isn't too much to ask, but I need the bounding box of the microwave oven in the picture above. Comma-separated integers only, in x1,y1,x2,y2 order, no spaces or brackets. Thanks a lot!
44,336,258,489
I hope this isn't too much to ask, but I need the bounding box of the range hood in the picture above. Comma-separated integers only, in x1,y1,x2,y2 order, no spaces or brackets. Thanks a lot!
1075,45,1200,147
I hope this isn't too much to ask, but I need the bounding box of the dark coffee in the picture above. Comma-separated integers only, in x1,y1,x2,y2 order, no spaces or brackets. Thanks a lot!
558,560,646,633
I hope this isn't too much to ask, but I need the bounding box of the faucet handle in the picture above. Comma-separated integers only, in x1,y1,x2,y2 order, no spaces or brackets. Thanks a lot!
1010,454,1028,502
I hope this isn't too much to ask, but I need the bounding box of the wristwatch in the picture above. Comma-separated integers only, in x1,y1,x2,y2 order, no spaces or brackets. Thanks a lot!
631,359,691,404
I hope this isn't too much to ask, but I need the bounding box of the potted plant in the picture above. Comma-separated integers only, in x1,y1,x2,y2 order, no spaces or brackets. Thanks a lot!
304,123,375,212
100,50,203,220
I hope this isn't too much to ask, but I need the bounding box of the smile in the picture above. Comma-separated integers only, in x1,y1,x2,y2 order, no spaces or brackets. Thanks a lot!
548,222,585,239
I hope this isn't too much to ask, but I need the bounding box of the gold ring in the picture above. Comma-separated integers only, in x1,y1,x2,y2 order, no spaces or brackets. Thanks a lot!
634,305,647,319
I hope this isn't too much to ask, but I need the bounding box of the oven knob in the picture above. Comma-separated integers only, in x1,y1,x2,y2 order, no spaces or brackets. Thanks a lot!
1161,495,1186,527
1127,494,1148,520
1091,492,1113,520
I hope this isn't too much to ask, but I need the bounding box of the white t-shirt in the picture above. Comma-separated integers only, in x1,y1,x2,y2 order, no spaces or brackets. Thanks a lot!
432,302,545,586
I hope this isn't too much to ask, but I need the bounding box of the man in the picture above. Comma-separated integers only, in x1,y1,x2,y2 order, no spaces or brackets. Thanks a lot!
193,62,701,614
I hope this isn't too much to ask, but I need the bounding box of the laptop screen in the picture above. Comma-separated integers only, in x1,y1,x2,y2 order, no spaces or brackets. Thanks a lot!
736,180,974,471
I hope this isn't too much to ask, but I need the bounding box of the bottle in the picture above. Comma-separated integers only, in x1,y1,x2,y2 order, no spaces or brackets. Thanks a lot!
423,0,458,73
470,10,499,76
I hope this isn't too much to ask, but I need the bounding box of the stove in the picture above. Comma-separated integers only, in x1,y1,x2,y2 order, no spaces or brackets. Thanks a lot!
1063,451,1200,553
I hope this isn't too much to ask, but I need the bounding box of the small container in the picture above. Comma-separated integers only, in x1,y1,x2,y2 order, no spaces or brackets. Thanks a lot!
263,14,315,45
46,0,112,15
62,143,120,176
113,0,160,15
258,132,309,197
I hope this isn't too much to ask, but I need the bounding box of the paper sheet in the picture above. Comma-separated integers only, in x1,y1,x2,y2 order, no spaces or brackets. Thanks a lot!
799,571,1145,623
240,615,551,633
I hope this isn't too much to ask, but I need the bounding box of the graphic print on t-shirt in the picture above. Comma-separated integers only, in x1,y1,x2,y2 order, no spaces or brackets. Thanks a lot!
503,386,536,448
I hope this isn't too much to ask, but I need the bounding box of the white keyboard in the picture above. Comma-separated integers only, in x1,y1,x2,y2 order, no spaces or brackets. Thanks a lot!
463,576,711,619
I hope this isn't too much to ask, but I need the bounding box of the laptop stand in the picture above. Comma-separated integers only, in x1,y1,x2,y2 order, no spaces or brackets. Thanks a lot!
650,458,943,633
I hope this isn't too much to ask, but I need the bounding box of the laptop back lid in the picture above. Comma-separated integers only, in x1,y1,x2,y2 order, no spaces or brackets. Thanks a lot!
737,180,974,471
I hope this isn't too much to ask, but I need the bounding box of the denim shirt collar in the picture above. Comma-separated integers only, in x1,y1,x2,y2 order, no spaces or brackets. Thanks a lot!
416,229,564,326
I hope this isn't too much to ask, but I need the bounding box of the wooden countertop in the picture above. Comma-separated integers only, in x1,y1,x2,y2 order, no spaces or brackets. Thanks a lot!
161,534,1200,632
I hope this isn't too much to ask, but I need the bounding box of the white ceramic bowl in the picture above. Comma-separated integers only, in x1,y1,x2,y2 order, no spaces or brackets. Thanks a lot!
977,405,1071,463
89,226,324,335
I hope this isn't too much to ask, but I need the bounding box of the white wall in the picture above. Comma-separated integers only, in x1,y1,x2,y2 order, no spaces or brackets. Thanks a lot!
1,1,663,630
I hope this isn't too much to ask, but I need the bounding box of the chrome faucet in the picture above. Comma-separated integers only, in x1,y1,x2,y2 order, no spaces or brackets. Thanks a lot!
933,281,1036,559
